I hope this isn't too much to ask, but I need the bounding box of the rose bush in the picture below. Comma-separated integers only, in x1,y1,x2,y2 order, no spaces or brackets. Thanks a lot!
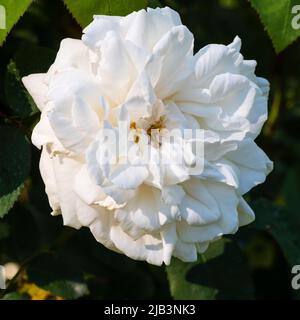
22,7,272,265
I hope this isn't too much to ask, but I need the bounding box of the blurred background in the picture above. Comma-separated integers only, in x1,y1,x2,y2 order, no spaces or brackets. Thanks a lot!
0,0,300,300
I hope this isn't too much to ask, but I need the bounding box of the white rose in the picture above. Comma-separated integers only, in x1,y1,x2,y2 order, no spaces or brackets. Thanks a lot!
22,7,273,265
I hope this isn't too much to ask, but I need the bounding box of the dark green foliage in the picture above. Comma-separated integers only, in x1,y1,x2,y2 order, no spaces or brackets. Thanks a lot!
64,0,148,27
0,0,300,300
166,239,254,299
0,125,30,218
249,0,300,53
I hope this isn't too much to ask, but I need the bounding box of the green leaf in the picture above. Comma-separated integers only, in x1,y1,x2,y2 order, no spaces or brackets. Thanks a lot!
0,184,23,218
249,0,300,53
5,61,38,118
252,199,300,266
166,239,254,300
0,221,10,240
0,0,33,46
13,43,56,77
0,126,30,217
148,0,162,8
5,43,56,122
2,292,29,300
27,253,89,300
64,0,148,27
0,126,30,196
